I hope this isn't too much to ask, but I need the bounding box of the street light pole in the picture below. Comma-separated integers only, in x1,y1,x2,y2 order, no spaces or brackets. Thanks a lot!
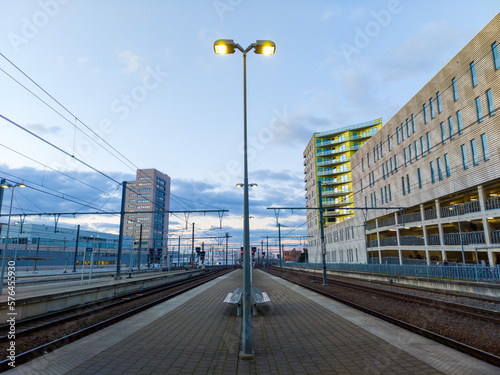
214,39,275,359
0,183,26,295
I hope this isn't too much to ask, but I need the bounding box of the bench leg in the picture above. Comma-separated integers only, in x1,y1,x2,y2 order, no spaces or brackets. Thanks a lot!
237,303,242,316
252,303,257,316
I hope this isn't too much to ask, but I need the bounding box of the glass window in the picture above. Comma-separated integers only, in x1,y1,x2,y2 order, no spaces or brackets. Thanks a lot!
420,136,425,157
384,186,388,203
456,110,463,135
408,144,413,163
426,132,431,153
382,164,385,179
394,155,398,172
481,133,489,161
423,104,428,124
430,161,435,183
406,119,410,137
444,153,451,177
493,42,500,70
486,89,495,116
476,96,483,123
380,141,383,157
461,144,468,170
390,158,393,174
404,148,408,166
414,141,419,160
411,114,416,133
437,92,442,113
385,160,389,177
396,127,400,144
380,188,384,204
374,191,377,207
447,116,454,140
362,158,364,172
418,168,422,189
360,179,363,192
437,157,443,180
470,61,478,87
388,135,392,151
407,174,411,194
367,153,370,167
401,123,405,141
401,176,406,195
388,184,392,201
429,98,435,119
440,122,446,144
452,78,458,101
471,139,478,166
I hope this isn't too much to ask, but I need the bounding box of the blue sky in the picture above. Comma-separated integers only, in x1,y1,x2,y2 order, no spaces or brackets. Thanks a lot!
1,0,499,250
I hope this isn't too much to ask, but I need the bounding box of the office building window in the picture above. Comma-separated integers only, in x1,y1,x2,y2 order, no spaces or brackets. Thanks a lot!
430,161,435,183
394,155,398,171
407,174,411,194
429,97,435,119
486,89,495,116
380,188,384,204
360,179,363,193
461,144,468,170
423,104,428,124
444,153,451,177
382,164,385,179
420,136,425,157
437,92,442,113
470,61,478,87
411,114,416,133
401,123,405,141
380,141,383,157
385,161,389,177
374,191,377,207
476,97,483,123
471,139,478,166
361,158,364,172
437,157,443,180
367,153,370,167
396,127,400,144
452,78,458,101
448,116,454,140
481,133,489,161
456,110,463,135
388,135,392,151
390,158,393,174
408,144,413,163
493,42,500,70
414,141,419,160
440,122,446,144
384,186,388,203
401,177,406,195
417,168,422,189
426,132,431,153
388,184,392,201
406,118,410,137
404,148,408,166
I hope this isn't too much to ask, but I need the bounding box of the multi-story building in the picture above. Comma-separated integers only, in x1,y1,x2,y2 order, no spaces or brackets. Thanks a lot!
124,169,171,262
303,119,382,262
307,13,500,267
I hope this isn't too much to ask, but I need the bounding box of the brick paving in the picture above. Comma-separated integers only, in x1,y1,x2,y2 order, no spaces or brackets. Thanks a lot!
8,269,499,374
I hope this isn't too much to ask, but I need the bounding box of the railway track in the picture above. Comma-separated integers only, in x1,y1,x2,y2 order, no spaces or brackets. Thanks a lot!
0,267,233,372
267,267,500,367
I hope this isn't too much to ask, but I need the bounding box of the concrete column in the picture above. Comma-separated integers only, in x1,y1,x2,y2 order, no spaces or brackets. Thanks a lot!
435,199,446,261
421,204,430,265
478,185,495,265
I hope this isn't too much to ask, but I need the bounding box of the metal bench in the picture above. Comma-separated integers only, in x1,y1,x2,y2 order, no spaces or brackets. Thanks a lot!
224,287,270,316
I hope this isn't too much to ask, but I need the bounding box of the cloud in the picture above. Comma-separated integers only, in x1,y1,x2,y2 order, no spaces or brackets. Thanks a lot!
119,50,143,74
321,5,342,20
77,56,89,64
25,123,63,135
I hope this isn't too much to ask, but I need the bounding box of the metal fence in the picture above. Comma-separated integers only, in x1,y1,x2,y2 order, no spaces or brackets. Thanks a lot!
298,262,500,282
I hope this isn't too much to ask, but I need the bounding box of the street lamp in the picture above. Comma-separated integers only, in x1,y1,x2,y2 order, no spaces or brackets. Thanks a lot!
214,38,275,359
0,182,26,295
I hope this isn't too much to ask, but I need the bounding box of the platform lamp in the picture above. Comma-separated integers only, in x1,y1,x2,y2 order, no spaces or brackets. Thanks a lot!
214,39,275,359
0,182,26,295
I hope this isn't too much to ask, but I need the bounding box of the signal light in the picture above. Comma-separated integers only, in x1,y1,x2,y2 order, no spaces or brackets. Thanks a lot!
262,252,265,258
240,247,244,255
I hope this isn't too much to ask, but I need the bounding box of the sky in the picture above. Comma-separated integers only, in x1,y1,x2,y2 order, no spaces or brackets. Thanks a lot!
1,0,499,251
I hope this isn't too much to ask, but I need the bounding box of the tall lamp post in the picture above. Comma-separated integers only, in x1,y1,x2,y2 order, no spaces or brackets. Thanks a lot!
0,182,26,295
214,39,275,358
450,205,465,265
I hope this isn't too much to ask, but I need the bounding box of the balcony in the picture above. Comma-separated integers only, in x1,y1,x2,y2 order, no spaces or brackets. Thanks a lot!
440,201,481,218
317,168,351,177
321,179,352,187
443,231,485,245
322,189,352,197
324,209,353,217
317,159,348,167
316,145,359,157
315,133,372,148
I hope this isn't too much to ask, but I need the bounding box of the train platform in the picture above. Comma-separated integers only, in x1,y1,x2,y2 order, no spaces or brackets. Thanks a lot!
6,269,499,375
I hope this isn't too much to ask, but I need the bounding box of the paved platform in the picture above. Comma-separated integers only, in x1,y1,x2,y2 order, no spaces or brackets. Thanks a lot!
6,269,499,374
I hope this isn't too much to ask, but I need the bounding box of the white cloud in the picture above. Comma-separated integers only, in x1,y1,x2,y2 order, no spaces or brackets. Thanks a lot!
119,50,143,74
77,56,89,64
321,5,342,21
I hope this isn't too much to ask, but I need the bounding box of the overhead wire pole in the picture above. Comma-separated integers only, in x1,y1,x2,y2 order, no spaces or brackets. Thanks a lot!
115,181,127,279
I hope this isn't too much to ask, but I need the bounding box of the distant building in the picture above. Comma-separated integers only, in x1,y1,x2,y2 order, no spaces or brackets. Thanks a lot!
303,119,382,260
124,169,171,263
306,13,500,267
283,248,302,263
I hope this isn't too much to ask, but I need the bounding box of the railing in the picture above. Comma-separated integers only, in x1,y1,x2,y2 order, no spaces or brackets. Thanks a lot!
427,234,440,245
402,211,421,224
379,237,397,246
378,216,396,228
366,221,377,230
322,179,352,186
316,146,359,156
485,196,500,210
491,230,500,244
298,263,500,282
368,239,378,248
443,231,485,245
440,201,481,218
317,168,351,176
316,134,370,147
424,208,437,220
322,189,352,197
399,235,425,246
